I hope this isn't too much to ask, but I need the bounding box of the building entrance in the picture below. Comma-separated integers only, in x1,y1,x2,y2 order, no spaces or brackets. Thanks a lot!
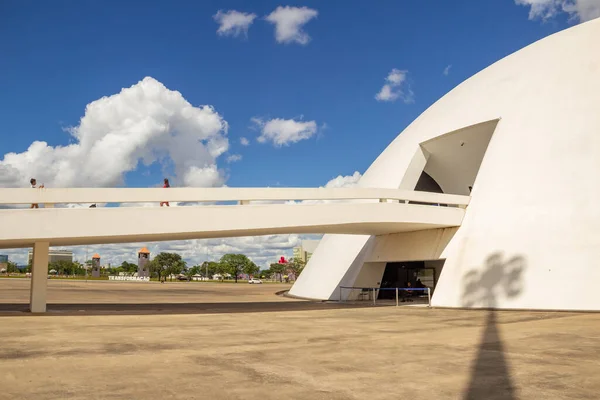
378,260,442,299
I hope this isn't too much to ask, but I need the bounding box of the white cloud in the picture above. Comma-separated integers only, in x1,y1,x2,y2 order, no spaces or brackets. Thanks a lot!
0,77,229,189
565,0,600,20
213,10,257,37
252,117,318,147
515,0,600,22
240,137,250,146
375,69,414,103
182,165,224,187
226,154,242,163
294,171,362,205
265,6,318,45
443,64,452,76
323,171,362,188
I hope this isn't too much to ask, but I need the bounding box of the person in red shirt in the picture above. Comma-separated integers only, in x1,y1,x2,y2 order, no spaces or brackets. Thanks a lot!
160,178,170,207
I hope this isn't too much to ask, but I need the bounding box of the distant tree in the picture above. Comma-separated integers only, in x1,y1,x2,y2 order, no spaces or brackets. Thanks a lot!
287,257,306,280
107,266,124,276
148,259,163,281
72,262,86,276
242,260,260,278
201,261,220,278
269,263,286,282
149,252,187,282
120,261,138,274
6,261,19,274
169,261,185,280
259,269,272,279
219,254,255,283
187,265,201,279
269,263,285,274
49,260,82,276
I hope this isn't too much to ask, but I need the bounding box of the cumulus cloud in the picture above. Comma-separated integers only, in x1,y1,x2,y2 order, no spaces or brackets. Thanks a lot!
515,0,600,22
213,10,257,37
443,64,452,76
252,117,318,147
265,6,318,45
226,154,242,163
293,171,362,205
375,69,414,103
323,171,362,188
0,77,229,189
239,137,250,146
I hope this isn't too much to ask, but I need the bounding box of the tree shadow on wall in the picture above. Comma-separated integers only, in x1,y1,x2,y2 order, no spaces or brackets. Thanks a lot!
461,253,526,400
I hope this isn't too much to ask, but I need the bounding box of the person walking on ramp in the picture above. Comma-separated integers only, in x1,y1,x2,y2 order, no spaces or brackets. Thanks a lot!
160,178,170,207
30,178,44,208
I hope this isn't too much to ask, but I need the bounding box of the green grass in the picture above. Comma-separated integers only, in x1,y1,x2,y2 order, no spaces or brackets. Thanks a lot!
0,275,109,280
0,275,292,284
192,280,288,284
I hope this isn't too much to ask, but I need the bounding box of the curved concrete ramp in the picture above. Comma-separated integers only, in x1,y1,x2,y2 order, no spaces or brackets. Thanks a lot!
0,202,465,248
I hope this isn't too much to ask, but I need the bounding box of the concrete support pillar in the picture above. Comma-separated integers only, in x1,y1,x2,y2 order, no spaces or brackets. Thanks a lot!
30,241,49,313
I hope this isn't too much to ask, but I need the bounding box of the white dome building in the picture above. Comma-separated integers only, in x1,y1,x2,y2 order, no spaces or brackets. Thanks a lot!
289,19,600,311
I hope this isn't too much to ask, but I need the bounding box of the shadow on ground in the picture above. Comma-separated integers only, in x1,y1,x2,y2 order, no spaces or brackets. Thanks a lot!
461,252,526,400
0,300,381,316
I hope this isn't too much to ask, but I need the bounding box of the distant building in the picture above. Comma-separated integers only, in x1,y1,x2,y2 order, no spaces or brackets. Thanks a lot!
91,253,101,278
28,250,73,264
292,240,320,263
138,247,150,278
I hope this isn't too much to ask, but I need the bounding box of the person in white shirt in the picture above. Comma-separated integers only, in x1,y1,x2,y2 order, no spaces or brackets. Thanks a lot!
30,178,44,208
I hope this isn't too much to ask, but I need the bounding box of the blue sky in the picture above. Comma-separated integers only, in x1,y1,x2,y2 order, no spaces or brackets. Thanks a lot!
1,0,597,266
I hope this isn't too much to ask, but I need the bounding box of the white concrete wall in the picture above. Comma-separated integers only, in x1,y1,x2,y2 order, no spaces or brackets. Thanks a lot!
341,262,386,300
289,235,376,300
365,228,458,263
424,260,445,288
353,262,386,287
291,19,600,310
301,240,320,254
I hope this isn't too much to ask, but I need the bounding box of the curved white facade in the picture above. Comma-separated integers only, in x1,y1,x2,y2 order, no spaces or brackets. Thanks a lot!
290,19,600,311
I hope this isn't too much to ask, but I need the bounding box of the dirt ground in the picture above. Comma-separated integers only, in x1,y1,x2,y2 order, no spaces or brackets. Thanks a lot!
0,278,302,314
0,279,598,400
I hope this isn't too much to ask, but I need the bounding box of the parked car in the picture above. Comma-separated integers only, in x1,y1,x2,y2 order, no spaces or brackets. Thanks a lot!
176,274,190,281
248,278,262,284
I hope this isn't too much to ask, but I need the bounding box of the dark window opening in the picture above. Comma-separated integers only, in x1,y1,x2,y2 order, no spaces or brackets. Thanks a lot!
410,171,446,206
378,260,444,299
415,171,443,193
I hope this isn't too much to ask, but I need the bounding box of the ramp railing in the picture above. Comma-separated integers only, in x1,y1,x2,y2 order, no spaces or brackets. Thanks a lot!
0,187,470,209
339,286,432,307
